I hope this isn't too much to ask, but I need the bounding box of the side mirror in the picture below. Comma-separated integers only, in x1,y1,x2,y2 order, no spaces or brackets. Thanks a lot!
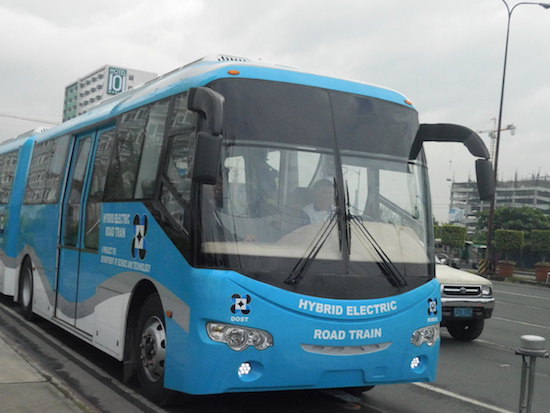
409,124,490,160
475,159,495,201
187,87,225,184
192,132,222,184
187,87,224,135
410,123,495,201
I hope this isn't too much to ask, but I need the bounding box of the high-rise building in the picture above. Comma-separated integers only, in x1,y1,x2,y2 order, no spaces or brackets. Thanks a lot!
62,65,157,122
448,175,550,233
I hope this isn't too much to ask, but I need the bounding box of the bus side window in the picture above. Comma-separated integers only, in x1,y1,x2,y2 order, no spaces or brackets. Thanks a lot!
44,135,70,203
24,135,70,205
0,150,19,204
84,129,116,250
134,99,169,199
104,108,148,201
64,138,92,247
160,93,196,229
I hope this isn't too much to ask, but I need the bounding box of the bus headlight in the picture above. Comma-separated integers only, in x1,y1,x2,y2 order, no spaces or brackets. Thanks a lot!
207,322,273,351
411,325,440,347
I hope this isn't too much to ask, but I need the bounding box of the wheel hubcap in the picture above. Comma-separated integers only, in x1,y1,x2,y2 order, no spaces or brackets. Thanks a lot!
139,316,166,382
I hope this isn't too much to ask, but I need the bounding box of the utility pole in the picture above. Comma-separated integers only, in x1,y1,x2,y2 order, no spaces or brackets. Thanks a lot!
483,0,550,276
476,119,515,275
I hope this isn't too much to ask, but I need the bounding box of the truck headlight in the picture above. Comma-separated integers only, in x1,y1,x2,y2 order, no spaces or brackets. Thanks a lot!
481,285,492,296
411,325,440,347
207,322,273,351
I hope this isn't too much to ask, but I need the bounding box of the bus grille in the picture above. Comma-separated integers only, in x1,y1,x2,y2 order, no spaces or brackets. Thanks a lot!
301,342,391,356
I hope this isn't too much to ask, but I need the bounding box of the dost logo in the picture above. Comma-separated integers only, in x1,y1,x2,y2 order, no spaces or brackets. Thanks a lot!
132,214,148,260
231,294,252,315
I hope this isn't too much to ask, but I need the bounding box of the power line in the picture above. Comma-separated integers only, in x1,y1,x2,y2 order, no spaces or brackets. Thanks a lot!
0,112,59,126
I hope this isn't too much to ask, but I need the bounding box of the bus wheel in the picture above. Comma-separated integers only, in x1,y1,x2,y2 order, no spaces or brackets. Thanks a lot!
135,293,173,405
18,259,34,321
446,319,484,341
345,385,375,396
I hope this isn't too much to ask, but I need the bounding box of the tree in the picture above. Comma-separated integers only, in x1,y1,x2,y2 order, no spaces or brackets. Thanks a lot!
434,223,441,240
477,207,550,232
531,229,550,263
494,229,524,262
440,224,467,253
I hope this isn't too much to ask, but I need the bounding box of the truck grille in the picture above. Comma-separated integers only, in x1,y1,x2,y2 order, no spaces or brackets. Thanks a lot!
442,285,481,296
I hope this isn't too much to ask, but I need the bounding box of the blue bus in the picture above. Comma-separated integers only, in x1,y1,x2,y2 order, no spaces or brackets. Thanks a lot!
0,55,494,404
0,128,44,299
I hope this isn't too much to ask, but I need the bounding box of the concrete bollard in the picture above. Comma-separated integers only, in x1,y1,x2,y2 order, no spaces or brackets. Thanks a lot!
516,335,549,413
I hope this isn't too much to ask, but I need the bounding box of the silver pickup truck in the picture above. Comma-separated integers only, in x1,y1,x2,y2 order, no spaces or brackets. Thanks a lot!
436,264,495,341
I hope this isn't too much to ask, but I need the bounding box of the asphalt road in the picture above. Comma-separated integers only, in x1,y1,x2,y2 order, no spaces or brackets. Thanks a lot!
0,280,548,412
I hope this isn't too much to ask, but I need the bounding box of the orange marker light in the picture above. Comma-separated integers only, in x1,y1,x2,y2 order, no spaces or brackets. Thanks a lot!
228,70,240,75
166,310,173,318
404,99,413,106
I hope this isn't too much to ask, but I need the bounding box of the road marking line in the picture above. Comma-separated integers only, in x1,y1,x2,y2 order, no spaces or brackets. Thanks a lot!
475,338,515,352
494,290,550,301
496,300,550,312
413,382,513,413
493,316,550,330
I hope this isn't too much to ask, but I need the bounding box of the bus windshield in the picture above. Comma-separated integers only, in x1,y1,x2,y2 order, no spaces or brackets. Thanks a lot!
198,79,433,299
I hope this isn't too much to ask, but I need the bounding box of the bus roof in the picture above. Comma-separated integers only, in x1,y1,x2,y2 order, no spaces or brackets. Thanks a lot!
0,127,48,154
10,55,416,145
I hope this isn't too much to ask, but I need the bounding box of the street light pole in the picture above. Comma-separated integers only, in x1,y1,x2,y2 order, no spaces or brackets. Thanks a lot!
484,0,550,275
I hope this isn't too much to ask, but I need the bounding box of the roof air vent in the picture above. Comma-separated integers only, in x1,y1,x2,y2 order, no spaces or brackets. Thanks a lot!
216,55,250,63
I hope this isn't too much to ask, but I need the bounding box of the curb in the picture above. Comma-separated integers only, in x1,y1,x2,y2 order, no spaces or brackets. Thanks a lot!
0,326,98,413
486,275,550,288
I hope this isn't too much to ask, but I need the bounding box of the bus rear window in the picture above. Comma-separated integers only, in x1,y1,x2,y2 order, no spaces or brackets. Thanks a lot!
0,150,19,204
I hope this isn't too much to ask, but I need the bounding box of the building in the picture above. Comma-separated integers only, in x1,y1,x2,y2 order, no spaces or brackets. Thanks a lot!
448,175,550,233
62,66,157,122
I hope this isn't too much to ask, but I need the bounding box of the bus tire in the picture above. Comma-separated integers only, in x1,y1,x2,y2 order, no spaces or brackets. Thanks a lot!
135,293,174,405
446,319,484,341
18,259,35,321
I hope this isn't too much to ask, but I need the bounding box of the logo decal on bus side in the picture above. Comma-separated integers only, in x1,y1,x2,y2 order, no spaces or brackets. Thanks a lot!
132,214,148,260
427,298,438,316
231,294,251,315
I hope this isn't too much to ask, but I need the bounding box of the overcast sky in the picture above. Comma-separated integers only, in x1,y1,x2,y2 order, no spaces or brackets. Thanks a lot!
1,0,549,221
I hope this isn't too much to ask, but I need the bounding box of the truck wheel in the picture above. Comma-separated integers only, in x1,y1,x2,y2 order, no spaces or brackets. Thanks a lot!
18,259,35,321
447,319,484,341
135,293,174,405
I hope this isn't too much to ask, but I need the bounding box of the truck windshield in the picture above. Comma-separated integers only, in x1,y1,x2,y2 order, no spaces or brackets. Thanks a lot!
198,79,434,299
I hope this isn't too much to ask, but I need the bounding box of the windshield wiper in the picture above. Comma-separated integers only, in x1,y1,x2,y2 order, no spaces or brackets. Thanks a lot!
284,210,338,285
285,178,344,286
344,183,407,288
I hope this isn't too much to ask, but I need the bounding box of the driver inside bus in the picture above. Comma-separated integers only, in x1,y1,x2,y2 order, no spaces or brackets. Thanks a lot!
302,178,335,224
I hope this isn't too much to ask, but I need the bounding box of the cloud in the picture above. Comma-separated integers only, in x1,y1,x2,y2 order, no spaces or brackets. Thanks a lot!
1,0,549,221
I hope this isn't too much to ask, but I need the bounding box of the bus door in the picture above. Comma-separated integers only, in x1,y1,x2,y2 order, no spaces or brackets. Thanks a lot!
56,127,113,333
57,132,94,326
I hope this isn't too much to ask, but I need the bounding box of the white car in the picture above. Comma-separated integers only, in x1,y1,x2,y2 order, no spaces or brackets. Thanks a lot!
436,264,495,341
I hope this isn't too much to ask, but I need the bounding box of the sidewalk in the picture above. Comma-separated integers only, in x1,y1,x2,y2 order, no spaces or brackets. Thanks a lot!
0,330,89,413
487,269,550,287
